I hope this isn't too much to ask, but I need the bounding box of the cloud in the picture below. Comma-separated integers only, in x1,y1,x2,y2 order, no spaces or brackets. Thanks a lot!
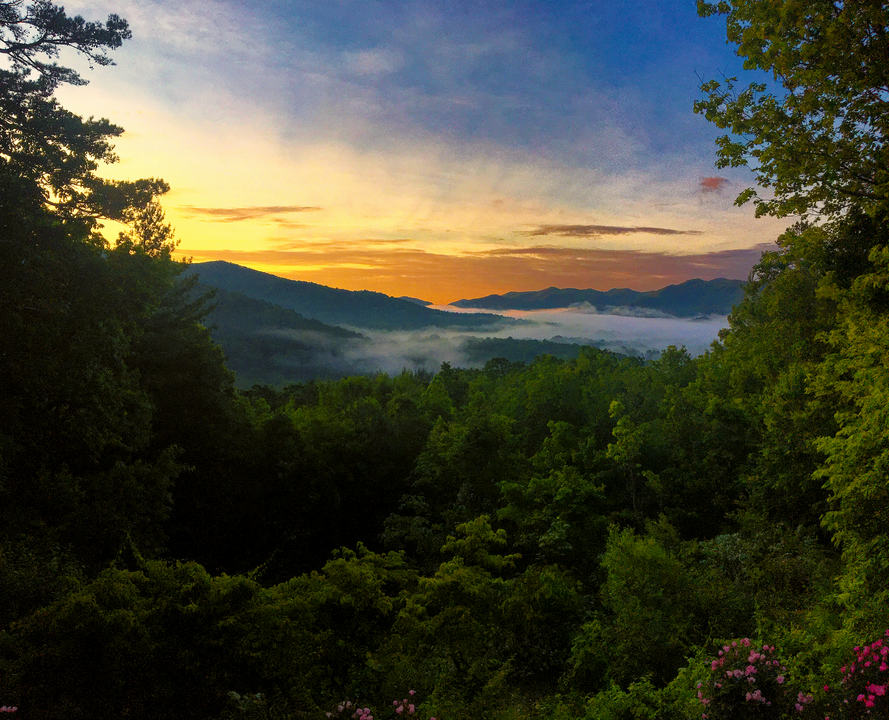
176,205,323,222
342,48,404,76
517,224,704,238
275,238,417,250
700,176,730,193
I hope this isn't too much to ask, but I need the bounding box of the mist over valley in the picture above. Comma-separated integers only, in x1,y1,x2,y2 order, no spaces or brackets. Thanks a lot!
196,262,732,385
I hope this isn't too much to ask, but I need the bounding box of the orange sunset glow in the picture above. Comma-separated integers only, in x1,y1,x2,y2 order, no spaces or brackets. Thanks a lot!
58,0,792,303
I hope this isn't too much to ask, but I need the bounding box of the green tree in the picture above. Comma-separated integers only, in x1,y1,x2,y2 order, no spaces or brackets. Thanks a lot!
696,0,889,218
0,164,186,570
0,0,167,220
375,517,524,720
811,244,889,629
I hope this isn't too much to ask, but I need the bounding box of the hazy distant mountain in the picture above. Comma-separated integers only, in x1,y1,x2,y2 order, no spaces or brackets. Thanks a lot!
198,286,613,387
451,278,745,317
398,296,432,306
200,287,369,386
188,261,513,331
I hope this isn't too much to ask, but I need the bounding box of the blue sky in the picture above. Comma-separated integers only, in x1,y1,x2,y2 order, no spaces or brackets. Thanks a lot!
59,0,790,302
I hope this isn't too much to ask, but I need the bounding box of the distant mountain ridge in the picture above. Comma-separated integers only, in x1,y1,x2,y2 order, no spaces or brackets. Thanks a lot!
199,286,367,385
187,261,514,331
451,278,745,317
184,262,736,386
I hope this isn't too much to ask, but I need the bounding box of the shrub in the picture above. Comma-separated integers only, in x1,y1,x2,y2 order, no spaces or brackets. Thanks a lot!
827,630,889,718
696,639,815,720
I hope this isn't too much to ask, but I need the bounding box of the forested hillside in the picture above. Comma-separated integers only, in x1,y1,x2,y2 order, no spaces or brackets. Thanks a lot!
451,278,746,316
2,1,889,719
188,261,516,331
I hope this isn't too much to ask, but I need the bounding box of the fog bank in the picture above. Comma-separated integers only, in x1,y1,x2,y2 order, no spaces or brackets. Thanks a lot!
324,306,729,376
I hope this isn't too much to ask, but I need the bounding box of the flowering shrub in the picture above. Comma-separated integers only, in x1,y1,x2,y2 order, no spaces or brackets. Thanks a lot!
326,691,436,720
697,638,812,720
326,699,373,720
829,629,889,718
0,708,17,714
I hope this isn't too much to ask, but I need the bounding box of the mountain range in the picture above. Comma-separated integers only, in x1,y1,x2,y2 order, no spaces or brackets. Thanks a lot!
186,261,742,386
451,278,745,317
187,261,513,331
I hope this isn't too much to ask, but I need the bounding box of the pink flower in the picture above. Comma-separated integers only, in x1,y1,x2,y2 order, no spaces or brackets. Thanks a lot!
409,690,416,696
777,676,785,684
396,708,403,715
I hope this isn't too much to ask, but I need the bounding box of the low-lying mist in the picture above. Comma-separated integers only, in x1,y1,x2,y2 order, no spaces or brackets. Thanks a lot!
263,305,730,378
448,304,730,354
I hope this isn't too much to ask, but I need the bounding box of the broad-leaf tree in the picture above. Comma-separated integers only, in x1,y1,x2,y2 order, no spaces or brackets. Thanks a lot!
696,0,889,218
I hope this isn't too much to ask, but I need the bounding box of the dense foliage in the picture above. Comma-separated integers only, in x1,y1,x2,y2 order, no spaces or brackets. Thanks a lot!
2,1,889,718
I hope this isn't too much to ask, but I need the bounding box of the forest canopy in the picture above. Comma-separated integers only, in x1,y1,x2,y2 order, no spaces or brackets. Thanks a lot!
1,1,889,719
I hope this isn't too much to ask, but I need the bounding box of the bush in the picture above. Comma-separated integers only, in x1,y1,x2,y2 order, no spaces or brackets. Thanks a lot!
696,639,816,720
826,630,889,719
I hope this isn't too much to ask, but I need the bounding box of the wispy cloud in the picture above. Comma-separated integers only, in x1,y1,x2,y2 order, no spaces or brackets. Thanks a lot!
517,224,705,238
275,238,417,250
699,176,730,193
176,205,323,222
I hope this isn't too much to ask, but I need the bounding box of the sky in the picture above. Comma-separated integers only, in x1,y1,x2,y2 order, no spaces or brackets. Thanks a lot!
57,0,793,304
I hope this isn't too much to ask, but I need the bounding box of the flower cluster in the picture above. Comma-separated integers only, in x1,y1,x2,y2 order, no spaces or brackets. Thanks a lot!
0,708,16,714
326,700,373,720
325,691,435,720
698,638,810,720
393,690,417,717
833,629,889,716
